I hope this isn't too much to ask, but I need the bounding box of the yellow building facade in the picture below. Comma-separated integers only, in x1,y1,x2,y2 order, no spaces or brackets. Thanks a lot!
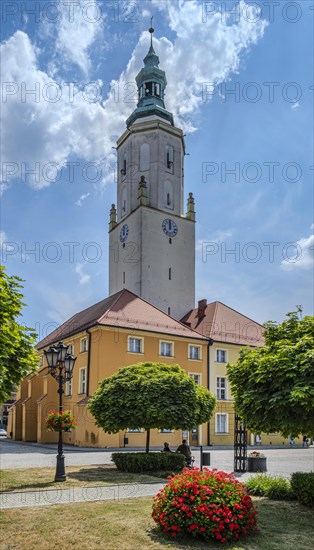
8,290,210,449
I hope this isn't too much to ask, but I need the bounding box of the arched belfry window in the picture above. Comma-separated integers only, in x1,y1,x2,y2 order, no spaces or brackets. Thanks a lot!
140,143,150,172
164,180,174,210
121,187,127,216
166,146,174,173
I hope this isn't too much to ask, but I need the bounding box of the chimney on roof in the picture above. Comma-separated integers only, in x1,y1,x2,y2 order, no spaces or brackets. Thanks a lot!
197,299,207,318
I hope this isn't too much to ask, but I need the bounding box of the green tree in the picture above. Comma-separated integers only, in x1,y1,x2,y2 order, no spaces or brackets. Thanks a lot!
227,311,314,437
0,266,38,403
88,362,216,452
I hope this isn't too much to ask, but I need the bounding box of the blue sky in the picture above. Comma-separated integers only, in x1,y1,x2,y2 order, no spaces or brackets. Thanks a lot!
1,0,313,342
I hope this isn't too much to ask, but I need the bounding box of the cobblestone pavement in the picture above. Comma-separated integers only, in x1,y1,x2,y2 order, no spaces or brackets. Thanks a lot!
1,440,313,509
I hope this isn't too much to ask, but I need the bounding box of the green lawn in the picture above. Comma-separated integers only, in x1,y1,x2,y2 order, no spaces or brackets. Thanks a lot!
0,465,165,493
1,497,313,550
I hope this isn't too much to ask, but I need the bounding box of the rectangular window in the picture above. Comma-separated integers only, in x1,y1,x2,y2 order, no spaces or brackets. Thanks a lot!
160,341,173,357
67,344,74,355
127,428,143,433
79,368,87,394
216,349,227,363
168,307,171,315
39,355,43,367
123,272,125,284
189,373,201,385
159,429,173,433
166,146,174,171
128,337,143,354
65,378,72,396
217,377,227,400
168,267,172,280
216,413,228,433
80,338,88,353
189,345,201,360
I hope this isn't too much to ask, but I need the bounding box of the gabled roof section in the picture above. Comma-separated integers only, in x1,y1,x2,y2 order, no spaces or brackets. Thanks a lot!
37,289,207,350
181,300,264,347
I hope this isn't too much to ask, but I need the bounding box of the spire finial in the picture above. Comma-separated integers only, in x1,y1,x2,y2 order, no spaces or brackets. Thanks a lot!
149,16,154,47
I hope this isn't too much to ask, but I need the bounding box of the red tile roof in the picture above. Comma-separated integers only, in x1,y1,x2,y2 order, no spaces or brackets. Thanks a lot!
181,300,264,347
37,289,207,349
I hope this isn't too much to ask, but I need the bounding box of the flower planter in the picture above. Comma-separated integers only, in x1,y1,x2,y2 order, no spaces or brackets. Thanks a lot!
247,456,267,472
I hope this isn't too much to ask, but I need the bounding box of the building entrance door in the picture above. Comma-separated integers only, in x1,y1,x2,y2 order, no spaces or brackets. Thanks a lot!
190,428,198,446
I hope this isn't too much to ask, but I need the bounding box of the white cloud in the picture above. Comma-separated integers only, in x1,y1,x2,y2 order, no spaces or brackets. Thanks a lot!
149,0,268,131
75,262,91,285
281,233,314,271
291,102,300,110
76,193,90,206
40,0,105,76
0,31,114,189
1,1,267,191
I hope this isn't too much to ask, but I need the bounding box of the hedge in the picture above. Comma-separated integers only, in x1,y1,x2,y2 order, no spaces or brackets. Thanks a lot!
111,452,185,472
291,472,314,508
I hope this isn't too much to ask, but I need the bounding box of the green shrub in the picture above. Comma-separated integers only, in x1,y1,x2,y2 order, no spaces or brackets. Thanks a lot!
152,469,258,543
291,472,314,508
245,475,293,501
111,452,185,473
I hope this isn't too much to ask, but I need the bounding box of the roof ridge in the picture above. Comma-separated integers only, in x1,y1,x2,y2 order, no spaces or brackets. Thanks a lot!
116,288,208,339
212,300,264,328
97,289,127,323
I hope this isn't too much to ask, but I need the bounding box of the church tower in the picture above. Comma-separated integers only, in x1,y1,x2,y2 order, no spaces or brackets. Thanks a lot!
109,25,195,320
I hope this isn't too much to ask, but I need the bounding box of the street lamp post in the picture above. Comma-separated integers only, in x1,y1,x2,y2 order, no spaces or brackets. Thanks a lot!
44,341,76,482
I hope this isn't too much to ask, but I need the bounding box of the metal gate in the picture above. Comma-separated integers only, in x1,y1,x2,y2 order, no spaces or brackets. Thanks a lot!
234,414,247,472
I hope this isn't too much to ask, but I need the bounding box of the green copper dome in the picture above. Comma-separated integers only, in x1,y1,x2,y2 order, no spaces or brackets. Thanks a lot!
126,28,174,128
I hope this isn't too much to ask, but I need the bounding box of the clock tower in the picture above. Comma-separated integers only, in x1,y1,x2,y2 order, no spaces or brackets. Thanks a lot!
108,26,195,319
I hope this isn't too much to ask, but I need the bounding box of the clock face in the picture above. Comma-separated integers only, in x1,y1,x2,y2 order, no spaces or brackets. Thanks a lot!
119,224,129,243
162,219,178,237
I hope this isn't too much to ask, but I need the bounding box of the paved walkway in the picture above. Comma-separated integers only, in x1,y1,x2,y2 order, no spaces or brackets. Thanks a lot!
1,481,165,509
1,440,313,510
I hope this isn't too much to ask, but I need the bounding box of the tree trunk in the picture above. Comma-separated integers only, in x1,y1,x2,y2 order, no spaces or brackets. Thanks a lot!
145,429,150,453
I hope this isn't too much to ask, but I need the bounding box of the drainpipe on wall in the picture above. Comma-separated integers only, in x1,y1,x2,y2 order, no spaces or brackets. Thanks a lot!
86,329,92,397
207,338,214,446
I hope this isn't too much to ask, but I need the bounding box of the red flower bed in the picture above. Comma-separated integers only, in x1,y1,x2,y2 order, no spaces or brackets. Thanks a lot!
152,468,258,543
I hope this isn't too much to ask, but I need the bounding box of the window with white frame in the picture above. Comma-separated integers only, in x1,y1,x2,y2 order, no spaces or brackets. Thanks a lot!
79,368,87,394
127,428,143,433
65,378,72,396
216,413,228,433
80,338,88,353
159,429,173,433
160,341,173,357
39,355,43,367
216,349,227,363
67,344,74,355
217,377,227,400
189,373,201,385
128,337,143,354
189,345,201,360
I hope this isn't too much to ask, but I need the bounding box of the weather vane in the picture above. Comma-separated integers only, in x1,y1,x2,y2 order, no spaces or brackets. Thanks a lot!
149,16,154,46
